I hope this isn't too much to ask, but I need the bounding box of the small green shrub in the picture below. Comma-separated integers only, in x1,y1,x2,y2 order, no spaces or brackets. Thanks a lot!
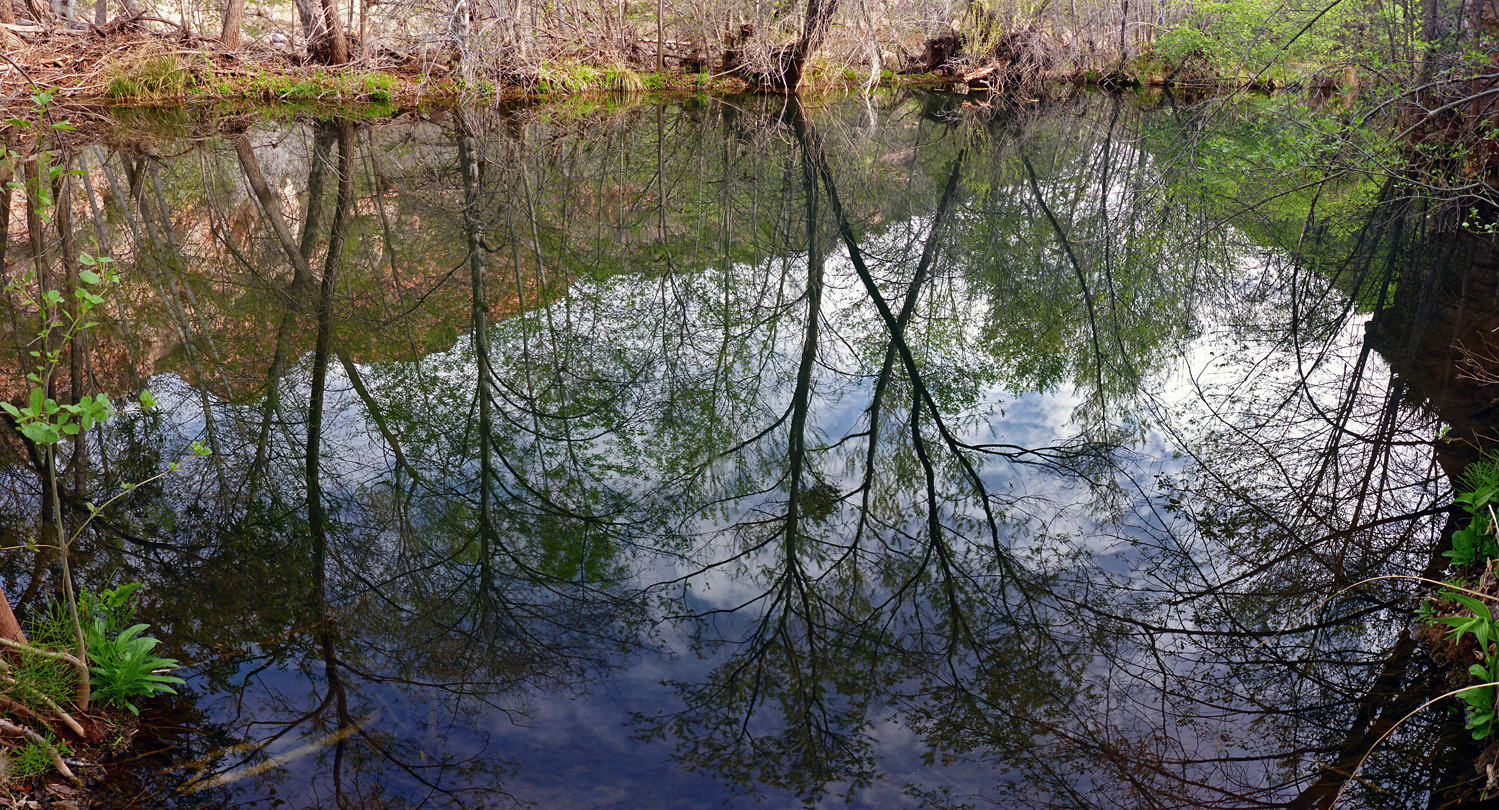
28,582,184,716
245,70,333,101
603,64,644,92
1422,452,1499,740
75,583,183,715
536,61,604,93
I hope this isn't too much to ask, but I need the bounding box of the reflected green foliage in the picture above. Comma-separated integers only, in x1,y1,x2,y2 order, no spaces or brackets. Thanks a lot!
0,90,1473,809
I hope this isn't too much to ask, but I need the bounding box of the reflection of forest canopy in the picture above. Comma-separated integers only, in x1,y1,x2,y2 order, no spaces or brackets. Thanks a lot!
0,92,1464,809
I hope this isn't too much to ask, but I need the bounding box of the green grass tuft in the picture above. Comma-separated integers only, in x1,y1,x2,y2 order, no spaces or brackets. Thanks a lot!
10,732,67,777
106,54,199,100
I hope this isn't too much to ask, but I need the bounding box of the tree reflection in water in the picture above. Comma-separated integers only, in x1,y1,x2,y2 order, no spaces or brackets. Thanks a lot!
0,92,1481,808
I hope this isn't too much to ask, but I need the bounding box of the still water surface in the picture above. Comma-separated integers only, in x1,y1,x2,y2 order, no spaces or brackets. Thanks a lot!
0,91,1482,808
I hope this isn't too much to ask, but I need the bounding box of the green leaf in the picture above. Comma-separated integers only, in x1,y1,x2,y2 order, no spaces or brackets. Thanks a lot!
1449,593,1492,618
1435,616,1478,637
20,423,56,444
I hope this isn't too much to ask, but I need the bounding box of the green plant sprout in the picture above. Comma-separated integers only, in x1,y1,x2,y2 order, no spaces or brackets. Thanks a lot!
1429,588,1499,738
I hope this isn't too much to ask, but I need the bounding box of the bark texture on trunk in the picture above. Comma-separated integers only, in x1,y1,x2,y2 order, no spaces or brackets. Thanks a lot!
296,0,350,64
22,0,53,25
0,597,26,645
221,0,245,49
316,0,351,63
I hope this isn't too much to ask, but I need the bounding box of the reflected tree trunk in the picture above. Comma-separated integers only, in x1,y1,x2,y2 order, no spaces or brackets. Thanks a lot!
303,128,355,805
788,99,1004,556
234,134,314,288
784,116,824,552
852,148,965,546
307,120,354,599
459,116,496,593
1022,153,1108,404
249,309,297,496
78,150,142,392
53,158,87,498
23,148,60,553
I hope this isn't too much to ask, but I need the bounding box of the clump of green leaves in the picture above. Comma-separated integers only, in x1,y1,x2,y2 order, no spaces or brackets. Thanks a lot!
359,71,396,101
88,623,185,715
602,64,644,92
1421,455,1499,738
1446,455,1499,567
71,583,185,716
0,95,198,783
1429,588,1499,739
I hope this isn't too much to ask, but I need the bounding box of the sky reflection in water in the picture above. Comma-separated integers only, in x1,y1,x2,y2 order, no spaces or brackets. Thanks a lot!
0,92,1464,809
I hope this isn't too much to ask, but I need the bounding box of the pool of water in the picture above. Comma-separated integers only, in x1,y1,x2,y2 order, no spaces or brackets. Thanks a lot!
0,90,1480,809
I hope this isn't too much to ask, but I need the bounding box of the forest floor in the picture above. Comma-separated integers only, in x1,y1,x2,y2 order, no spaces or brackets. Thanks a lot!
0,23,985,111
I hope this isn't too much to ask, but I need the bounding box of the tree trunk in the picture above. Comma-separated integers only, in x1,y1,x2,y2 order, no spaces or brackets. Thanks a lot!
306,119,353,658
0,597,26,645
221,0,245,49
760,0,839,90
22,0,52,26
295,0,318,44
297,0,349,64
317,0,350,63
234,134,313,286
